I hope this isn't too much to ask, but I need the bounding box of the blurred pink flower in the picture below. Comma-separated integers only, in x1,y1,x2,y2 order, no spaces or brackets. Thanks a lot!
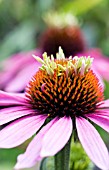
0,52,109,170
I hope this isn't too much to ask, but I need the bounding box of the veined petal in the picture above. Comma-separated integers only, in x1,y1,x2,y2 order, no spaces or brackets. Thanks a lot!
14,118,57,169
41,116,72,157
97,99,109,108
0,115,47,148
76,117,109,170
94,110,109,116
0,90,27,106
85,113,109,133
0,106,34,125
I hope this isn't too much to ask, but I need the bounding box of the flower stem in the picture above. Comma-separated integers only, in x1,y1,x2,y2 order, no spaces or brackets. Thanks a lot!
40,158,47,170
54,138,71,170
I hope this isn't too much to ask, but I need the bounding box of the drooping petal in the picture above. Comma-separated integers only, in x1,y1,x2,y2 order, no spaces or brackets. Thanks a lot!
41,116,72,157
1,50,37,72
14,118,57,169
5,62,41,92
92,67,104,90
0,106,35,125
94,56,109,82
0,90,28,106
97,99,109,108
82,48,109,82
76,117,109,170
85,113,109,133
0,50,42,92
94,110,109,116
0,115,47,148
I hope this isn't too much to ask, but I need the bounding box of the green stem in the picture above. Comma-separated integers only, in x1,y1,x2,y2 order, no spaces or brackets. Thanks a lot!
54,138,71,170
40,158,47,170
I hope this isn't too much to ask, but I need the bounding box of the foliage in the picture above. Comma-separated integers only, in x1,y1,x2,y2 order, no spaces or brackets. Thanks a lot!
45,139,93,170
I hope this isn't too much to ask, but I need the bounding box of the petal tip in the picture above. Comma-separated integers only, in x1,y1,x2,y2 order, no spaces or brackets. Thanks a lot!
14,164,19,170
40,150,53,157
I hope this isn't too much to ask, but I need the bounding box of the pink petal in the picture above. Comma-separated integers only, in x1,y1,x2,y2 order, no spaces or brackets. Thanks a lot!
97,99,109,108
0,106,34,125
0,90,28,106
0,50,42,92
0,52,35,89
14,118,57,169
85,113,109,133
76,117,109,170
41,116,72,157
92,68,104,90
94,57,109,81
0,115,47,148
5,62,41,92
1,50,37,71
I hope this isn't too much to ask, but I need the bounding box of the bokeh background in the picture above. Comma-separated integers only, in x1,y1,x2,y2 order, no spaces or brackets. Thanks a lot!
0,0,109,169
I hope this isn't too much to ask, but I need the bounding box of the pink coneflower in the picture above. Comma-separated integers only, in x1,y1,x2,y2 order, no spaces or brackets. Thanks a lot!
0,48,109,170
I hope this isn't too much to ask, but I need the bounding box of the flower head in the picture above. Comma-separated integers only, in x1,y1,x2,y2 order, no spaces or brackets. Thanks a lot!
0,48,109,170
29,47,102,118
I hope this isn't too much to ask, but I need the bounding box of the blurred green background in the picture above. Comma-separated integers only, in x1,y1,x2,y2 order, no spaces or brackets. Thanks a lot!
0,0,109,61
0,0,109,169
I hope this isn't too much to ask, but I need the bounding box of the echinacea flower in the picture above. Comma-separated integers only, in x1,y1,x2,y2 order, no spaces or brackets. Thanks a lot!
0,48,109,170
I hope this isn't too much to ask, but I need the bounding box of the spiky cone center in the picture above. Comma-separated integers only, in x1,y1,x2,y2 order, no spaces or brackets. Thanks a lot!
39,26,85,56
26,59,103,118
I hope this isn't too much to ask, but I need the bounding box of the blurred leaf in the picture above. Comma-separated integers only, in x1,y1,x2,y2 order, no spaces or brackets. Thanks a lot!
0,148,22,163
70,140,93,170
104,80,109,99
60,0,103,16
0,147,22,169
0,20,37,61
100,38,109,56
0,147,40,170
37,0,54,13
0,164,14,170
95,124,109,144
